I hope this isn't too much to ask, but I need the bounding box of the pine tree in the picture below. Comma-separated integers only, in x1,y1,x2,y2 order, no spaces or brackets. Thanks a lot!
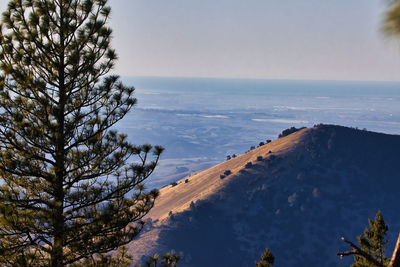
0,0,163,266
255,248,274,267
353,211,390,267
144,252,180,267
71,246,133,267
383,0,400,37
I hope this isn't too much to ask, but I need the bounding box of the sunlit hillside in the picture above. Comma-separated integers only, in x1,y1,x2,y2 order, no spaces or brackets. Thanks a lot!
129,125,400,266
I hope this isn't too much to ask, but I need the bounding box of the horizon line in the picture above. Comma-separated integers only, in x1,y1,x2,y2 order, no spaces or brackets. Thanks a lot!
118,74,400,84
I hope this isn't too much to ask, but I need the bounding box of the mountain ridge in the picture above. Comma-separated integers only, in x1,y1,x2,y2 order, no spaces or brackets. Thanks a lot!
128,125,400,266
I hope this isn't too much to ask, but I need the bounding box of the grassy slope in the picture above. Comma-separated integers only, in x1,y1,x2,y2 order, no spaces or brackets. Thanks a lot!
146,128,309,222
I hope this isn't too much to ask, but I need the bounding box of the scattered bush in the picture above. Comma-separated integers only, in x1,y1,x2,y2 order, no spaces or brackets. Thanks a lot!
185,179,189,183
232,154,237,158
220,174,226,179
278,126,306,138
170,182,178,187
250,146,255,150
259,142,265,147
226,155,231,161
268,150,272,154
257,156,263,161
245,162,253,168
224,170,232,176
266,140,272,144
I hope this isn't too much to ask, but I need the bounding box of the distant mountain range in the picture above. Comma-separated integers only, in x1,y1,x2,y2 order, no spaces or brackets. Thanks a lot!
128,125,400,266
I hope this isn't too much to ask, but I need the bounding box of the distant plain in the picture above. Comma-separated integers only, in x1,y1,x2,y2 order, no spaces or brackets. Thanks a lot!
118,77,400,188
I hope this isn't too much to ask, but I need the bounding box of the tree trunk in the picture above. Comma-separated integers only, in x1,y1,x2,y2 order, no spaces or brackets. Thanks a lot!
51,189,65,267
389,233,400,267
52,4,66,264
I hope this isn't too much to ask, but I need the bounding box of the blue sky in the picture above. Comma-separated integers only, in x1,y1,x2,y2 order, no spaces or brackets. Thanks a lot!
1,0,400,81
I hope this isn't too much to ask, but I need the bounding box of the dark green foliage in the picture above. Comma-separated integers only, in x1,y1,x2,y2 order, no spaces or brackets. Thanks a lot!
160,252,181,267
0,0,163,265
257,156,263,161
245,162,253,168
144,252,180,267
383,0,400,37
224,170,232,176
278,127,306,138
259,142,265,147
227,155,231,160
352,211,389,267
71,246,132,267
232,154,237,158
220,174,226,179
255,248,274,267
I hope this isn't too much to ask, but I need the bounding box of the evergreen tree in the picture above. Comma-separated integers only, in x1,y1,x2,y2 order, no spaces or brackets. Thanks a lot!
255,248,274,267
0,0,163,266
383,0,400,37
160,252,180,267
146,254,160,267
145,252,180,267
353,211,390,267
71,246,133,267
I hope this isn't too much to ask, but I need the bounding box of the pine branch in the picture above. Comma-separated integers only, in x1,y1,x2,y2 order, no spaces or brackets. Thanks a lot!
337,237,386,267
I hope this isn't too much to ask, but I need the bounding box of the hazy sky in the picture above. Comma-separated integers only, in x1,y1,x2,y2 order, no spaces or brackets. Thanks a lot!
1,0,400,81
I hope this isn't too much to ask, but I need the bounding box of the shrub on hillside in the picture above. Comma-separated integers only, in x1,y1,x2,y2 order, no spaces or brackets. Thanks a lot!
224,170,232,176
278,126,306,138
245,162,253,168
257,156,263,161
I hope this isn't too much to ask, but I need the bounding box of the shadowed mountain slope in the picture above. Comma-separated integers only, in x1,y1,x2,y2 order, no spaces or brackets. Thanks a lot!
128,125,400,267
